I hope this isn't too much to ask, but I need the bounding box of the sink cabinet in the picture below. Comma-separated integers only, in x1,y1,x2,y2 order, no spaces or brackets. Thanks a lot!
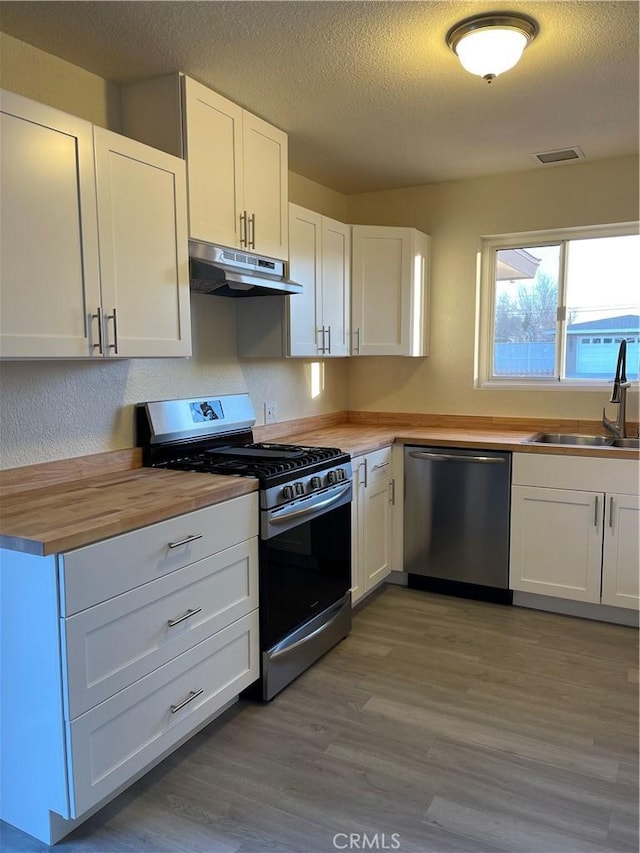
510,454,639,610
0,494,259,844
0,89,191,359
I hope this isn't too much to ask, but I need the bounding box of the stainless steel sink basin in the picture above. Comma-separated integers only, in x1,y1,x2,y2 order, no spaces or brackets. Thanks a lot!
610,437,640,449
526,432,614,447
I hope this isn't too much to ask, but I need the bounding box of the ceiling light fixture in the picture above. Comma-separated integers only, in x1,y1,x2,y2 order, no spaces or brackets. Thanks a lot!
446,12,539,83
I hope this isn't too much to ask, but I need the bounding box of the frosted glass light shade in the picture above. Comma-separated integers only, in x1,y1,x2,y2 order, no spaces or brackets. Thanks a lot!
456,28,528,78
446,13,538,82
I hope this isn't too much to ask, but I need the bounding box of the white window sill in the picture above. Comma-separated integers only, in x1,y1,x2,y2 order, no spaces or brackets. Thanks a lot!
475,379,639,392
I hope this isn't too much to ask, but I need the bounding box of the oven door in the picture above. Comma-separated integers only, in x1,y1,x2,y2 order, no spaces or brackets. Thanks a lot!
257,482,352,699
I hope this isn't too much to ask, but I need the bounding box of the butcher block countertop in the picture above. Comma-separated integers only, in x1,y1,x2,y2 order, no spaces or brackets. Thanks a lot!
1,413,637,557
265,423,639,460
0,467,257,557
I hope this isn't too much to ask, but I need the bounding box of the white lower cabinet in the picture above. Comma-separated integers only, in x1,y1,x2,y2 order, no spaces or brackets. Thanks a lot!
0,493,259,845
351,447,395,604
510,454,639,611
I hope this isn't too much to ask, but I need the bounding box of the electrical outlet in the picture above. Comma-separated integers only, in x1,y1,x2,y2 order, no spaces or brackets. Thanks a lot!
264,401,278,424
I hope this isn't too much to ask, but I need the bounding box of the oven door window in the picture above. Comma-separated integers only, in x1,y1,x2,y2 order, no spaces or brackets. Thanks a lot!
260,502,351,649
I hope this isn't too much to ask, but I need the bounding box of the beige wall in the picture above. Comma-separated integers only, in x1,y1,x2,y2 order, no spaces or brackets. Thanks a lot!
288,172,348,221
0,32,121,130
346,158,639,421
0,36,348,469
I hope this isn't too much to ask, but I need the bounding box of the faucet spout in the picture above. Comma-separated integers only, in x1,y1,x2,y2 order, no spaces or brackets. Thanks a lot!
603,340,630,438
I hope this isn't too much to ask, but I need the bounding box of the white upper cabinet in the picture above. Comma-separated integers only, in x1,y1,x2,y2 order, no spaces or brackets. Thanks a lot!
236,204,350,358
240,110,288,260
351,225,430,357
94,128,191,357
182,80,243,252
287,205,323,356
0,90,191,359
0,90,101,358
122,74,288,260
318,215,351,356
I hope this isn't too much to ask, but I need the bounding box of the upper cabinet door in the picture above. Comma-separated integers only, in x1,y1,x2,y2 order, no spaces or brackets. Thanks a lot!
287,203,322,357
0,90,101,358
320,217,350,357
94,128,191,358
351,225,430,357
182,76,243,250
242,113,288,260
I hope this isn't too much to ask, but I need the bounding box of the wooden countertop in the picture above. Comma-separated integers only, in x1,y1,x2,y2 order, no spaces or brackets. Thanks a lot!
267,423,640,460
1,418,636,557
0,468,257,557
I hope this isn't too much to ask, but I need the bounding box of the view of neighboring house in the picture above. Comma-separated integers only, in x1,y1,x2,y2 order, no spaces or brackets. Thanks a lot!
494,314,640,379
566,314,640,379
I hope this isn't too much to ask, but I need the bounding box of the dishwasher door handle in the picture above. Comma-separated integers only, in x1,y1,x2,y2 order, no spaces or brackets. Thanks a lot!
408,451,506,464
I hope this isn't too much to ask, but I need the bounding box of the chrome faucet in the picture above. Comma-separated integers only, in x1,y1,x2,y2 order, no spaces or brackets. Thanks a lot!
602,339,630,439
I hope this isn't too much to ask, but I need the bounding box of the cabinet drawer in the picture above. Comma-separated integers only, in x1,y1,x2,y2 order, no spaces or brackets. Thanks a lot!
60,493,258,614
366,447,392,486
67,609,259,818
63,538,258,718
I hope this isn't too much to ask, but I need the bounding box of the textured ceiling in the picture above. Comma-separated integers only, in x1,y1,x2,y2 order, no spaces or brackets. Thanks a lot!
1,1,638,194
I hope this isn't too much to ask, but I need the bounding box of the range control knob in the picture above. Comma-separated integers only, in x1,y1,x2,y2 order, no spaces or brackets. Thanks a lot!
327,470,337,485
294,481,305,496
310,476,322,490
336,468,346,481
283,485,294,500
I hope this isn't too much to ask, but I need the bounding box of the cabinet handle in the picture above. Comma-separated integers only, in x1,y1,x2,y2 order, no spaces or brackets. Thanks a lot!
168,533,203,549
167,607,202,628
372,461,390,470
317,327,326,354
327,325,332,354
170,688,203,715
240,211,248,247
594,496,599,527
389,479,396,505
105,308,119,354
249,213,256,249
362,457,368,488
354,327,361,354
91,307,104,354
609,496,615,529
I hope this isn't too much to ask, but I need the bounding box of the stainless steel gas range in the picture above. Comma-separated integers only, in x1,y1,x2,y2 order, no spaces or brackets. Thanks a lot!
136,393,352,700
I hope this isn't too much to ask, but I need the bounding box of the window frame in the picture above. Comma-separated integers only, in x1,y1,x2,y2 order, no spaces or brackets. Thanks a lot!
474,221,639,390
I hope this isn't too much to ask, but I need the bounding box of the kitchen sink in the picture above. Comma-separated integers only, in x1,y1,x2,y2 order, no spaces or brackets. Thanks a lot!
610,437,640,449
526,432,614,447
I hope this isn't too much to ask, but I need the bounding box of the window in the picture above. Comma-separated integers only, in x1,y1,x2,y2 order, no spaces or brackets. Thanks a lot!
476,224,640,387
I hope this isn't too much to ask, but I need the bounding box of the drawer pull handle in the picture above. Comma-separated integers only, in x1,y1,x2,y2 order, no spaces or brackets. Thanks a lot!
168,534,203,549
170,688,203,715
372,461,390,470
167,607,202,628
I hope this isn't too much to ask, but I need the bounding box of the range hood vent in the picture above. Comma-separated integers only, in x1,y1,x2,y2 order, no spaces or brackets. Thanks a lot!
189,240,302,297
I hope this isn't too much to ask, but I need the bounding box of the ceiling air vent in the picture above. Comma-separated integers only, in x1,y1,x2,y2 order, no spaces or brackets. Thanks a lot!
531,147,585,165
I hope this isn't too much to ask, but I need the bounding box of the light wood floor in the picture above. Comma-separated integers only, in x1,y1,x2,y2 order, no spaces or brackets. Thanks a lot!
2,586,638,852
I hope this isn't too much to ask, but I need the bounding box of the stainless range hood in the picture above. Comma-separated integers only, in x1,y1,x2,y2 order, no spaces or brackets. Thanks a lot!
189,240,302,297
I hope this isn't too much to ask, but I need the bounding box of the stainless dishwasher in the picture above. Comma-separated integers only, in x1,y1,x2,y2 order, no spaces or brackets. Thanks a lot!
403,446,512,603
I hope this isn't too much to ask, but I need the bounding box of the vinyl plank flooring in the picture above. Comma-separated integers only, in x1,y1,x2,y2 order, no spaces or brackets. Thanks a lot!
2,586,637,853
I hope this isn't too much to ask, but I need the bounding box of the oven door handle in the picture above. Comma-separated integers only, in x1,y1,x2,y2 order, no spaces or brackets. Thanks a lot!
269,483,351,524
268,597,348,660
